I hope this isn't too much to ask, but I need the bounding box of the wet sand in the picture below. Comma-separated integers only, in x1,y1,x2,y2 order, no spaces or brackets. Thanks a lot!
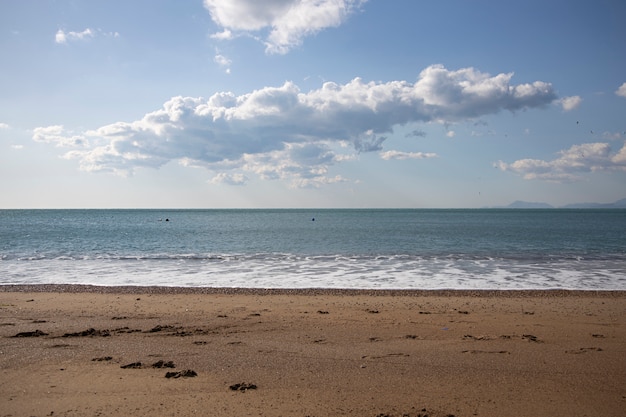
1,285,625,416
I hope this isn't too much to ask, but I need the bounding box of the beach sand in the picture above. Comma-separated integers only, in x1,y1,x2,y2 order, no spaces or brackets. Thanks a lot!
1,285,625,417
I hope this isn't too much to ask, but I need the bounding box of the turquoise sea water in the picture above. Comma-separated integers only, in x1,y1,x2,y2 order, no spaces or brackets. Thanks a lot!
1,209,625,289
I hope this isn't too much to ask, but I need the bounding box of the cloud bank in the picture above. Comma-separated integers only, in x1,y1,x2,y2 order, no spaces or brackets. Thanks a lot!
204,0,366,54
35,65,557,187
496,141,626,182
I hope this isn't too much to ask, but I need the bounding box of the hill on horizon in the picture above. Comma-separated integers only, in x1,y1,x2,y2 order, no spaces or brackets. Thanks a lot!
490,198,626,209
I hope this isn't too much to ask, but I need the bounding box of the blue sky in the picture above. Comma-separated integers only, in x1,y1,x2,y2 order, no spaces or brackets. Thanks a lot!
1,0,625,208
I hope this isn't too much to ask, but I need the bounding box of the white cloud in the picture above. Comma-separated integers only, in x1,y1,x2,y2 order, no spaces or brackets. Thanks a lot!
559,95,582,111
32,125,87,147
412,66,556,118
210,172,248,185
241,142,348,188
55,28,94,44
616,82,626,98
496,141,626,182
210,29,233,40
380,150,437,160
291,174,348,189
446,130,456,138
42,65,556,186
204,0,366,54
55,28,119,44
213,52,232,73
0,123,9,129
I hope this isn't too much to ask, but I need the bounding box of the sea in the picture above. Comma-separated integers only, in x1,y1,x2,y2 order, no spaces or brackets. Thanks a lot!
1,209,625,290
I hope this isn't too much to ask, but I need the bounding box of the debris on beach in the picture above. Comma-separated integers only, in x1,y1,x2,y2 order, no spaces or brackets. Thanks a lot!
229,382,257,392
165,369,197,378
13,329,48,337
152,360,175,368
62,328,110,337
120,362,143,369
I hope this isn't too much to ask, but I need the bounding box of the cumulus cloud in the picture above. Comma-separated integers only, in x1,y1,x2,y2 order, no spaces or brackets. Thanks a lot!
0,122,9,129
39,65,557,186
204,0,366,54
559,95,582,111
496,141,626,182
616,82,626,98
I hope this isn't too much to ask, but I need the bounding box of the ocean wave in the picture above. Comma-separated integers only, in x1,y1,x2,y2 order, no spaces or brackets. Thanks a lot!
1,253,625,290
3,251,625,263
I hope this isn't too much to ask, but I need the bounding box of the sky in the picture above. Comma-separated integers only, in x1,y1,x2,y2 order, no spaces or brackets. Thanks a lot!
1,0,625,209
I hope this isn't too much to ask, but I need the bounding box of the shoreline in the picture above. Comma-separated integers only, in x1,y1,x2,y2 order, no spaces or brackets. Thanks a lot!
2,283,625,297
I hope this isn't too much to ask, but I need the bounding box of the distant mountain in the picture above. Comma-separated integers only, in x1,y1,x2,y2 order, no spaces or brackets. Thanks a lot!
560,198,626,209
506,200,554,209
487,198,626,209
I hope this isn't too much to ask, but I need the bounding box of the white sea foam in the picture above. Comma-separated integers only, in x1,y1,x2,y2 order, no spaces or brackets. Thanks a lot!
2,255,625,290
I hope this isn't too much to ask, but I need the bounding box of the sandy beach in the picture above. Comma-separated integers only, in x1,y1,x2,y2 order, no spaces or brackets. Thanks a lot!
1,285,625,417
